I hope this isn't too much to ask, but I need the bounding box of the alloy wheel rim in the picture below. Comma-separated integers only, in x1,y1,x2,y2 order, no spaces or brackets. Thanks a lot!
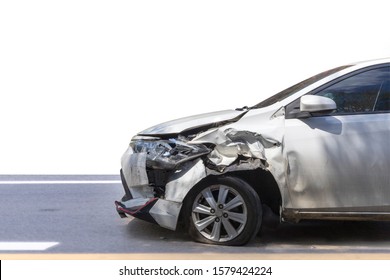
191,184,248,242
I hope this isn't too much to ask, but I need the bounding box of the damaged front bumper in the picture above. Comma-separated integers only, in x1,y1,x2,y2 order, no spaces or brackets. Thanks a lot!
115,172,185,230
116,145,207,230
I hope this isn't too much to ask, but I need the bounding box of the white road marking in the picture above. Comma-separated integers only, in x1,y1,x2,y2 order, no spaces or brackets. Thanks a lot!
0,180,121,185
0,242,59,251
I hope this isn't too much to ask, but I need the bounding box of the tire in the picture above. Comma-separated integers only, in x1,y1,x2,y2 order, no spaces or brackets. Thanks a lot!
184,176,262,246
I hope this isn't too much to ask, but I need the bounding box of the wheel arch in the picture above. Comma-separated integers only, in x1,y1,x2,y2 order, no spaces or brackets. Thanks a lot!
178,168,282,226
228,169,282,216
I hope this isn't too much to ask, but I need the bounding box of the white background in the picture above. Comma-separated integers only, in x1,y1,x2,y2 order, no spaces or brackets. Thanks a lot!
2,260,389,280
1,0,389,174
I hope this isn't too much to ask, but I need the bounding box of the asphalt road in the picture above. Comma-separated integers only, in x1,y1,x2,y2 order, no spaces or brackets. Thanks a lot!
1,175,390,256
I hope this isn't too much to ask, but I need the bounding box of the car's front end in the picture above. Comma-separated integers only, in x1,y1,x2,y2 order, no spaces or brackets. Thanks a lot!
115,108,276,234
116,136,212,230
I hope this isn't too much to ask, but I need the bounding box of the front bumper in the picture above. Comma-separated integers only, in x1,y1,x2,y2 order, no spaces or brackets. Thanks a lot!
117,146,208,231
116,167,184,231
115,168,159,224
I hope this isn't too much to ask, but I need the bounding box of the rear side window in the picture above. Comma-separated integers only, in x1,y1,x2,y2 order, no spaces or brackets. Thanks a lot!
315,67,390,114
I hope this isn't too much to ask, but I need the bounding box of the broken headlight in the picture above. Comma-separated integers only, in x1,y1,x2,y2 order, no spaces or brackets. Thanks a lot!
130,138,211,170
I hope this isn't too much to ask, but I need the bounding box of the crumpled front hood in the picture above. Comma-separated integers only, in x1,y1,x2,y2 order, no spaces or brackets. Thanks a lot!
138,109,246,136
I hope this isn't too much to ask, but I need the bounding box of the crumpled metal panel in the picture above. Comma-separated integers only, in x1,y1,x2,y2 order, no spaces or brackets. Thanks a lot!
205,129,269,169
206,158,267,176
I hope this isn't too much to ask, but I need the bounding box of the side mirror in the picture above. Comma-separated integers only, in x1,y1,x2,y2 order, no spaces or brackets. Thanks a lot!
300,95,336,113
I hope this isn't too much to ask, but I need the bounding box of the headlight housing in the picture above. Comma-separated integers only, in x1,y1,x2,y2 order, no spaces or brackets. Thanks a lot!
130,138,211,170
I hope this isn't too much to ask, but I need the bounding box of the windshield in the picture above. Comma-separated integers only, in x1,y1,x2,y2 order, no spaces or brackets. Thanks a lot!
252,64,353,109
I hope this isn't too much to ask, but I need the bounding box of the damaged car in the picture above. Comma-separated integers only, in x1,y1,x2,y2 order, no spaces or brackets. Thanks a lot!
116,58,390,245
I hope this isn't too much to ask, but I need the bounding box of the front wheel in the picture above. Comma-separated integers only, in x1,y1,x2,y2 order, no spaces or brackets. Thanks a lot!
184,176,262,246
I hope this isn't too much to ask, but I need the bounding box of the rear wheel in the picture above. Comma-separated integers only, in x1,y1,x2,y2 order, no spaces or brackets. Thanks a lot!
184,176,262,246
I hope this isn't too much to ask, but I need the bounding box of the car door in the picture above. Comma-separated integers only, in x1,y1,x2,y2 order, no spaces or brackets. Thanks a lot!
283,66,390,212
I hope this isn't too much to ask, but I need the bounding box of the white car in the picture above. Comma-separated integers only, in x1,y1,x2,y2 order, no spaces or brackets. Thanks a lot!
116,58,390,245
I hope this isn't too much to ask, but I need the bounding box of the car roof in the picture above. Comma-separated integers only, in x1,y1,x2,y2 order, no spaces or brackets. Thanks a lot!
353,57,390,68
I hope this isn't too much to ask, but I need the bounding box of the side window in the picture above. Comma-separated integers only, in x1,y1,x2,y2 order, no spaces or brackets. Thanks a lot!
315,67,390,114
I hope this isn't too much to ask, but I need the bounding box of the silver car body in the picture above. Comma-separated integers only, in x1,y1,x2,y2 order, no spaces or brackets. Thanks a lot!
117,58,390,232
